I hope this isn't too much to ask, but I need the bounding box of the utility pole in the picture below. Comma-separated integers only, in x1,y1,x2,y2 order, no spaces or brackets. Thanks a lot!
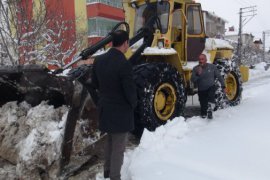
236,6,257,65
237,8,243,64
262,30,270,62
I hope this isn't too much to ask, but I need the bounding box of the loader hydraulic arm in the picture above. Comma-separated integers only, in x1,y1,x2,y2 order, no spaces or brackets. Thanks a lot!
128,15,161,65
53,22,130,74
129,27,153,66
80,21,130,60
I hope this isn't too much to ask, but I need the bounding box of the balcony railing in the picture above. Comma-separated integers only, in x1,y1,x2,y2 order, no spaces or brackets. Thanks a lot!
88,29,111,37
87,0,122,9
88,17,120,37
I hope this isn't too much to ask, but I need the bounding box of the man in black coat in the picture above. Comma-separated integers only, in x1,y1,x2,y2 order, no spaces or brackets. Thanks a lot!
91,30,137,180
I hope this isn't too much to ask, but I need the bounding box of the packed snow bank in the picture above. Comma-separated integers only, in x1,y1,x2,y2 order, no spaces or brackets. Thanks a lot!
249,62,270,80
0,101,68,179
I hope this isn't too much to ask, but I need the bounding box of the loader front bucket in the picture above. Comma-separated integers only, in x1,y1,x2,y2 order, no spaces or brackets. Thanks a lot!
0,64,101,177
0,64,74,107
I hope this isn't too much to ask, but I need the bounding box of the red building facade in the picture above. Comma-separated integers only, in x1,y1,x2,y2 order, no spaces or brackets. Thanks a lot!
16,0,124,67
86,0,125,45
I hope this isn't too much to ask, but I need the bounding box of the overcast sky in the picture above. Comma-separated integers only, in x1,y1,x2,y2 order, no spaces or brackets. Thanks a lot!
197,0,270,49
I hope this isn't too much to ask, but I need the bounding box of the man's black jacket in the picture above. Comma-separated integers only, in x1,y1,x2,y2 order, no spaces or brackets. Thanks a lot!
91,48,137,133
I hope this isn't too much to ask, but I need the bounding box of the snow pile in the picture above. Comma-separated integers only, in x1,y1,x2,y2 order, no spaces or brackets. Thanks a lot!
142,47,177,55
249,62,270,80
0,158,17,179
0,101,68,179
121,117,209,180
205,38,233,50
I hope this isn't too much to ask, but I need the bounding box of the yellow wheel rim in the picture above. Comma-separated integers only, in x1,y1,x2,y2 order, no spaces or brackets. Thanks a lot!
154,83,177,121
225,73,238,101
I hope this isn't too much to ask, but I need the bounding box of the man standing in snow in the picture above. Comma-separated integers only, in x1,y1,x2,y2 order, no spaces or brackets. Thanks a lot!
191,54,225,119
91,30,137,180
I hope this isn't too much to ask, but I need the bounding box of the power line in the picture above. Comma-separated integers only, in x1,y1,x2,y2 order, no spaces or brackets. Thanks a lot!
235,0,255,7
239,0,253,6
234,0,246,6
237,5,257,64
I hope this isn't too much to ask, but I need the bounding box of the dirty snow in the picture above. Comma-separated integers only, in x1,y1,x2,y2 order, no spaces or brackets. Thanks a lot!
0,102,68,179
0,99,100,179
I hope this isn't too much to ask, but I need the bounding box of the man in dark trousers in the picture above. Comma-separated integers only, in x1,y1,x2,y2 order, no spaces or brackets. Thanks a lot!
91,30,137,180
191,54,226,119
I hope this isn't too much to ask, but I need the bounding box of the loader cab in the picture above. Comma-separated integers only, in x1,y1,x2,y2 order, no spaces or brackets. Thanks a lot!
171,3,184,62
171,2,206,63
133,1,170,35
129,0,205,62
185,3,206,61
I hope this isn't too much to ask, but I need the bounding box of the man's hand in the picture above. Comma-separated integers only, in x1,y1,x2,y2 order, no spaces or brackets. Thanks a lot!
196,66,203,75
77,58,94,66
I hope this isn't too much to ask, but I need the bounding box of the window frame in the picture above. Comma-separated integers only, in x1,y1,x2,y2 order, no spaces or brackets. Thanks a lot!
186,4,203,35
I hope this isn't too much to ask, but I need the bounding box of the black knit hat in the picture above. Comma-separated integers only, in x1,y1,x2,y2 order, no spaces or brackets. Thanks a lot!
112,30,129,47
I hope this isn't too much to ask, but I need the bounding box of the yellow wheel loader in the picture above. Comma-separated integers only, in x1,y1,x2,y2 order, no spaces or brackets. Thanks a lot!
0,0,247,174
121,0,244,133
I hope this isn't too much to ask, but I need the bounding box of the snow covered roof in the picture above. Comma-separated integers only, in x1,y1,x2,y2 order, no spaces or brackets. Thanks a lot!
225,31,238,36
203,10,228,23
254,38,262,44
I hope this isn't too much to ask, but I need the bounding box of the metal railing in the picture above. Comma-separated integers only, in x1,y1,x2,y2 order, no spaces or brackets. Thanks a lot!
88,17,120,37
87,0,123,9
88,29,111,37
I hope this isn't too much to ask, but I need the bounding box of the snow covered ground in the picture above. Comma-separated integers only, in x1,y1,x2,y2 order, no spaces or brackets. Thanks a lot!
1,62,270,179
118,62,270,180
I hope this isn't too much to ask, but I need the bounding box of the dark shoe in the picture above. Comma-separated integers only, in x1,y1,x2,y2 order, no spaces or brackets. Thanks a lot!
201,115,207,118
104,170,110,178
207,111,213,119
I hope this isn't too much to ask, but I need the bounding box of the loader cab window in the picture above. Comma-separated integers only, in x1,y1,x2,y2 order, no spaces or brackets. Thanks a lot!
172,9,183,41
134,2,170,34
187,5,203,35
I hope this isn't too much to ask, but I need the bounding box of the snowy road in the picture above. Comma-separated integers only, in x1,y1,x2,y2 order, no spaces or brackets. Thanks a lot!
117,64,270,180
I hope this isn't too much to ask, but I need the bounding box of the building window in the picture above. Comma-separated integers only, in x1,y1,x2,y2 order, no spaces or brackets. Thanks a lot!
88,17,120,37
87,0,122,9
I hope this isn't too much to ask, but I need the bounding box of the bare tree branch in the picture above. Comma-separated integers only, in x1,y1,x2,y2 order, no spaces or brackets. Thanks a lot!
0,0,87,67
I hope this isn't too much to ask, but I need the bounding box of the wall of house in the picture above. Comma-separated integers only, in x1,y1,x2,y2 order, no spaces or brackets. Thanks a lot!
203,11,226,38
17,0,88,66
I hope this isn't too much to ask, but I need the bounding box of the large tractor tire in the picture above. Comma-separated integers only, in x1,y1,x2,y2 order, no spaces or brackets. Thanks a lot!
214,59,242,109
133,62,186,135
